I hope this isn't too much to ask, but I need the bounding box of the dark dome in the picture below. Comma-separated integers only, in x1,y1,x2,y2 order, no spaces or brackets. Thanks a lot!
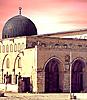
2,15,37,39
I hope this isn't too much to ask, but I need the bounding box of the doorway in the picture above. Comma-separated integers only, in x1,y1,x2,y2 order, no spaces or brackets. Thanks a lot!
71,59,85,93
45,58,61,93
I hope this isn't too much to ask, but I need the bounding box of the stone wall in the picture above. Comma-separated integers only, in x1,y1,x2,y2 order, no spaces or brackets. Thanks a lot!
36,37,87,93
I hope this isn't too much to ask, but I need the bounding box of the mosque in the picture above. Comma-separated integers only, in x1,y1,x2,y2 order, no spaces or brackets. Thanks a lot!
0,7,87,93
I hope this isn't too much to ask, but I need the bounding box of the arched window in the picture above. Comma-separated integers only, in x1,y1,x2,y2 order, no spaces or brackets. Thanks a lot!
4,35,9,38
10,44,13,52
6,58,10,68
18,57,21,68
14,43,17,52
2,45,5,53
6,45,9,52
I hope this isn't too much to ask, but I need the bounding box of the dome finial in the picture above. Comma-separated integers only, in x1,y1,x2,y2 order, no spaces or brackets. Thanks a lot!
19,7,22,15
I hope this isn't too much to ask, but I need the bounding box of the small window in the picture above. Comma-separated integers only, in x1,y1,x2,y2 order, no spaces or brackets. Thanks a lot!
14,43,17,52
6,45,9,52
6,58,10,68
2,45,5,53
4,35,9,38
18,57,21,68
10,44,13,52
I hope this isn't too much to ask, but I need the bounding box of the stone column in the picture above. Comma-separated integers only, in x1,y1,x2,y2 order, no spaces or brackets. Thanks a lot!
63,72,70,92
37,69,45,93
63,63,70,92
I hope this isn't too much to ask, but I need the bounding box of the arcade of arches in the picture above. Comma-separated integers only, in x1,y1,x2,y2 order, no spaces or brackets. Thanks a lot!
44,58,86,93
1,36,87,93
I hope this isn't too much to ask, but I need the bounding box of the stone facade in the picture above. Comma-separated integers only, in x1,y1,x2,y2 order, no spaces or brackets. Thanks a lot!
0,30,87,93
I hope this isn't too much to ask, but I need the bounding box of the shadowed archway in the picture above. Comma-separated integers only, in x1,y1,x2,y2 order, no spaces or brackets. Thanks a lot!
71,59,85,93
45,58,61,93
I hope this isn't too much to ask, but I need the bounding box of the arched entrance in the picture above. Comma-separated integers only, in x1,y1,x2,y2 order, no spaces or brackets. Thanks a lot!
71,59,85,93
45,58,61,93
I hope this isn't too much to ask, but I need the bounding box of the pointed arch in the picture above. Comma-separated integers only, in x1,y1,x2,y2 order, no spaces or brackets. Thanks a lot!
71,58,85,93
44,57,63,93
2,54,8,83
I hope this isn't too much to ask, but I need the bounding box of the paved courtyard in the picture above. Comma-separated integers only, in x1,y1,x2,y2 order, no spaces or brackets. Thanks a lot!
0,93,68,100
0,93,87,100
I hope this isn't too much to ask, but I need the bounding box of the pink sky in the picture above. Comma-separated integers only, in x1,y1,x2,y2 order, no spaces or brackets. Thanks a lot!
0,0,87,38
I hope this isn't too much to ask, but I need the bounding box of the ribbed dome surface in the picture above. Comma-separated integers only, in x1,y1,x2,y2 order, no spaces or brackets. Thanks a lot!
2,15,37,38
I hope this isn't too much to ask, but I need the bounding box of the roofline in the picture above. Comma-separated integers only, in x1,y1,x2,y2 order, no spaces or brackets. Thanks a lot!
37,28,87,37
